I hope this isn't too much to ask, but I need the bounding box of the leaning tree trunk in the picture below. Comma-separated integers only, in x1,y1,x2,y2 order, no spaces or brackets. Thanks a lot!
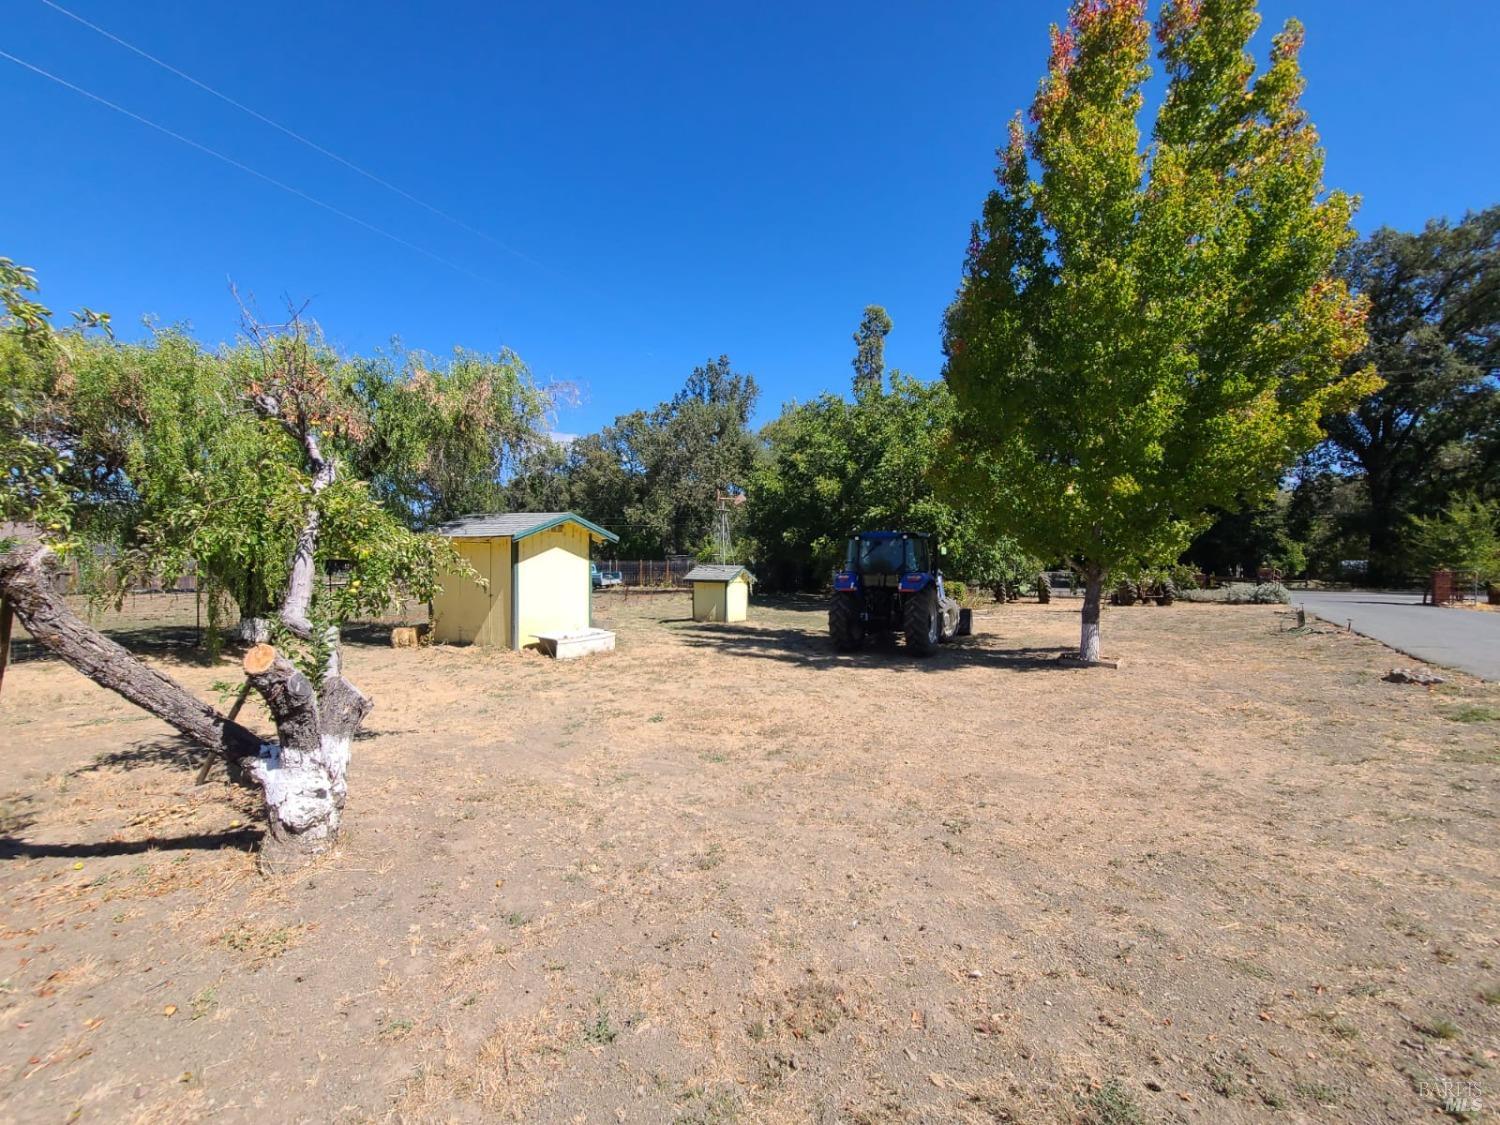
0,544,264,764
1079,565,1105,663
0,543,372,873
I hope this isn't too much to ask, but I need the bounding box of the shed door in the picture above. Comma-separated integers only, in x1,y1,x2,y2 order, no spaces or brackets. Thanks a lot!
727,576,749,620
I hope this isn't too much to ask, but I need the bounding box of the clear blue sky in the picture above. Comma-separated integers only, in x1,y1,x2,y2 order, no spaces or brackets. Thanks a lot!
5,1,1497,435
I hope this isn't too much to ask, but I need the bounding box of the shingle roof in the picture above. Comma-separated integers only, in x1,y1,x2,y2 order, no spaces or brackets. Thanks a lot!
683,564,754,583
435,512,619,543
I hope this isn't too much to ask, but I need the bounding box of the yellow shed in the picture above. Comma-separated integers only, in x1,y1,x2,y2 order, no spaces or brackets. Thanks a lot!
685,564,754,623
431,513,619,649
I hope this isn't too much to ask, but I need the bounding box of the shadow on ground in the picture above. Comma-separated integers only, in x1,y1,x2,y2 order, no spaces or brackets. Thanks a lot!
9,625,221,668
0,828,261,860
68,735,204,776
340,621,424,649
675,621,1073,672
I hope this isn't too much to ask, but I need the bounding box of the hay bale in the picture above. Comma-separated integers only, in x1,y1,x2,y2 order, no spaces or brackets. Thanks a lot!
390,624,430,649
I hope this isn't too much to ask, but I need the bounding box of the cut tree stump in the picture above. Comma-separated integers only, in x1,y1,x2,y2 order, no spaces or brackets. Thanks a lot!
240,642,369,873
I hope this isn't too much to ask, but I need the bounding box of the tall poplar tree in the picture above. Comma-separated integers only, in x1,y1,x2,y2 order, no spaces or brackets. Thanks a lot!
851,305,893,398
941,0,1374,661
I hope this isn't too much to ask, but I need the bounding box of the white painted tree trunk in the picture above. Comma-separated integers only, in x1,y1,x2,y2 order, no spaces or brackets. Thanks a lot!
242,643,368,873
242,733,352,872
232,616,272,644
276,441,334,640
1080,567,1104,663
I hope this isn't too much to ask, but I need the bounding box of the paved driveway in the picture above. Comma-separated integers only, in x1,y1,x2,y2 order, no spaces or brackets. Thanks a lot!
1293,589,1500,681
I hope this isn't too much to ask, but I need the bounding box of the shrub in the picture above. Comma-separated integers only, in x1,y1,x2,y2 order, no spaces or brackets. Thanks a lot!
1168,564,1200,591
1177,587,1220,603
1178,581,1290,605
945,580,967,603
1215,581,1291,604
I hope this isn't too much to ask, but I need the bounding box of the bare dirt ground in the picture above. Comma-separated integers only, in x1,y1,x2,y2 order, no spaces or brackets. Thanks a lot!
1,591,1497,1124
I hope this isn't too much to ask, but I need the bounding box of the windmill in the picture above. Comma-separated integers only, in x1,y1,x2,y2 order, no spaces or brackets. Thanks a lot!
713,487,745,564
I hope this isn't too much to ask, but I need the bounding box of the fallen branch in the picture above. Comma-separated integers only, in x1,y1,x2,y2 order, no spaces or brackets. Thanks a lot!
194,681,254,785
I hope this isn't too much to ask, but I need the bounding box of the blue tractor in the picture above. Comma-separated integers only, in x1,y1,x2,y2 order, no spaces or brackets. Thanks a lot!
829,531,969,655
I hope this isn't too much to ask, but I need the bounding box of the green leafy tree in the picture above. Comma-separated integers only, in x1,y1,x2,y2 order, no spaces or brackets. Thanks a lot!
568,358,759,557
750,306,928,585
5,256,484,646
1317,208,1500,581
348,346,551,529
1403,493,1500,584
1,263,69,543
940,0,1373,660
0,257,116,548
750,366,1032,591
851,304,893,399
501,437,575,512
17,324,481,641
1285,465,1369,579
567,422,650,552
56,330,297,634
1186,490,1306,578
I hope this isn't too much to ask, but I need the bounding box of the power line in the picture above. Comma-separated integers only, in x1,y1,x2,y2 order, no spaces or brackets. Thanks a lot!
37,0,544,272
0,47,501,288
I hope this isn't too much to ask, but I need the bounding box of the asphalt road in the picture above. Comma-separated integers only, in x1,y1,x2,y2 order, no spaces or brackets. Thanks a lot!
1293,589,1499,681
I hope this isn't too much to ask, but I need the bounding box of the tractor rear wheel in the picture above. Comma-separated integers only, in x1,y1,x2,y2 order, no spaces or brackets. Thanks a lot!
904,587,940,655
829,593,864,652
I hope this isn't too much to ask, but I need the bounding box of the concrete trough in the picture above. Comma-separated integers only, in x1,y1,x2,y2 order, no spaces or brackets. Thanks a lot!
534,628,616,660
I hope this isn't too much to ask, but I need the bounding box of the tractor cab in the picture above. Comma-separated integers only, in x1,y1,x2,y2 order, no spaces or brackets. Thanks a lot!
836,531,938,592
842,531,930,579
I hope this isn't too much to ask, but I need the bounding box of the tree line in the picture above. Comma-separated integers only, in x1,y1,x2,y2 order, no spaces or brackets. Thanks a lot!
3,205,1495,619
468,197,1500,604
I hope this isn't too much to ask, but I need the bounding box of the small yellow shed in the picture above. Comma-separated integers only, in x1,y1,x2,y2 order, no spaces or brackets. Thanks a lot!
685,564,754,623
431,513,619,649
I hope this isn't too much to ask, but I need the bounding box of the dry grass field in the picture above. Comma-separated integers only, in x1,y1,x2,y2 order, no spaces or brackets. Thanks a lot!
1,591,1497,1123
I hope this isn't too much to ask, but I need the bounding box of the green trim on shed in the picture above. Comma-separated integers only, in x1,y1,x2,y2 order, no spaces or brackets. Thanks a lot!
439,511,620,544
513,512,618,543
510,538,520,651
